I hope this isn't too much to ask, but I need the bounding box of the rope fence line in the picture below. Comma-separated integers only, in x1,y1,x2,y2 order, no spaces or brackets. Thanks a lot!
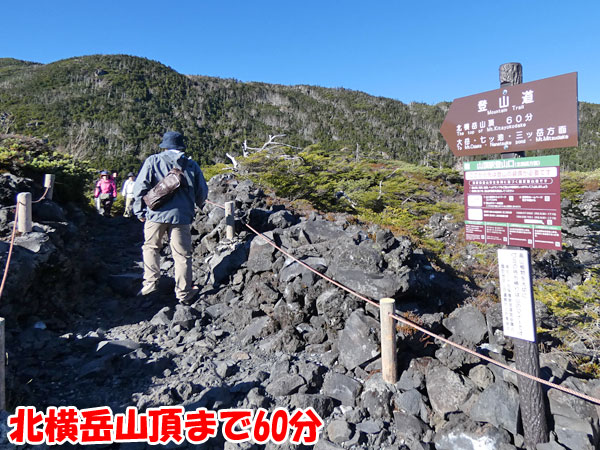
1,194,597,407
205,198,600,406
388,312,600,405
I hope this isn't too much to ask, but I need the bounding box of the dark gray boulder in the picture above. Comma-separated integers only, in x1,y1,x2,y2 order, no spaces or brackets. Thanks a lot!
435,337,481,370
316,289,361,329
247,232,277,273
206,240,249,285
265,374,306,397
240,316,277,344
328,266,410,301
171,304,199,330
361,388,393,420
330,239,385,271
434,413,512,450
278,256,326,284
443,305,488,345
553,415,599,450
468,381,520,435
301,219,348,244
548,378,600,449
268,210,298,229
326,419,354,444
468,365,495,390
337,310,380,370
396,359,428,391
374,228,397,252
289,393,336,419
33,199,66,222
392,411,430,443
322,372,362,406
0,173,33,206
394,389,429,422
425,364,475,416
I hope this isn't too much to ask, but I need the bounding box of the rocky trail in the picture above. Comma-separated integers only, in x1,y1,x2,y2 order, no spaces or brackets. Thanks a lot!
0,174,599,449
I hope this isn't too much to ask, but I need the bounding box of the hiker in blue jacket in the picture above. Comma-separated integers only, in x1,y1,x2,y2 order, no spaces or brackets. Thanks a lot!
132,131,208,304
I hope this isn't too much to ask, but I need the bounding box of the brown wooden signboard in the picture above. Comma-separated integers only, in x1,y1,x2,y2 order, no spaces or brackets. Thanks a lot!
440,72,578,156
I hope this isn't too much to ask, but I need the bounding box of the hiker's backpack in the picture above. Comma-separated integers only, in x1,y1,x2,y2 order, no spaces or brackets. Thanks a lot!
143,157,189,210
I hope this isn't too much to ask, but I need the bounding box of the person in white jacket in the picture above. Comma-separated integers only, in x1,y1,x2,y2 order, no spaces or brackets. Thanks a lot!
121,172,136,217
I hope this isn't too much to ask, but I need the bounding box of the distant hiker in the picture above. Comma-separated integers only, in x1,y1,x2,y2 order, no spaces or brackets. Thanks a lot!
121,172,136,217
133,131,208,304
94,170,117,217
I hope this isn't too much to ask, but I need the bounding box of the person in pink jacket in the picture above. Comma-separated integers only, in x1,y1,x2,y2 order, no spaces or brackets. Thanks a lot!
94,170,117,216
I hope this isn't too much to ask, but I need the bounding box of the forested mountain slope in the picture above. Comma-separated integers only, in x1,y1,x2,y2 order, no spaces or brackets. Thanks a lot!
0,54,599,172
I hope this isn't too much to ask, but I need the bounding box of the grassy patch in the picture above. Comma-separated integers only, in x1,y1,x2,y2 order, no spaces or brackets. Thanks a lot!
561,169,600,203
534,276,600,373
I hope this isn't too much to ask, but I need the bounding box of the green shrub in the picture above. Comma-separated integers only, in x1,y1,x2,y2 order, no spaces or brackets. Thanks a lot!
534,275,600,372
0,136,96,204
239,146,464,257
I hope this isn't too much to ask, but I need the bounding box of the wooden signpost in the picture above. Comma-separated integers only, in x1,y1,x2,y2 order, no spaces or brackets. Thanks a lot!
441,63,579,448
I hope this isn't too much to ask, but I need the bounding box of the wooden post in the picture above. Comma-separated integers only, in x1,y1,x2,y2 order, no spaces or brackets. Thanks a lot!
379,298,397,383
0,317,4,410
16,192,32,233
499,62,549,448
44,174,55,200
225,201,235,240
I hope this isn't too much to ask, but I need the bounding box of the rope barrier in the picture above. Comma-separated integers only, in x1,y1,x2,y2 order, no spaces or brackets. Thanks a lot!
205,198,600,406
0,185,51,302
32,186,51,204
206,199,378,308
205,200,224,209
388,312,600,405
0,204,21,302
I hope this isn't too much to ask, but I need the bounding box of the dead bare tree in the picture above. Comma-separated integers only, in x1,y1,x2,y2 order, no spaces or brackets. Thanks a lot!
242,134,301,157
225,153,239,170
221,134,305,172
0,112,14,134
378,168,401,199
278,154,304,164
335,191,357,208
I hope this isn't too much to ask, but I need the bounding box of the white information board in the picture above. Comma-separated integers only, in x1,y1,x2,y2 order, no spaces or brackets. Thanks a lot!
497,248,536,342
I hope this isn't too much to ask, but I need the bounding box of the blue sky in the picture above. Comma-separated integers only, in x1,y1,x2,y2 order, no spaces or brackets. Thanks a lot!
1,1,599,104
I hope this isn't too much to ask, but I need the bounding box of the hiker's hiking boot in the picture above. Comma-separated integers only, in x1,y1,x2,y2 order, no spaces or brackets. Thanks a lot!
179,286,200,305
137,284,158,297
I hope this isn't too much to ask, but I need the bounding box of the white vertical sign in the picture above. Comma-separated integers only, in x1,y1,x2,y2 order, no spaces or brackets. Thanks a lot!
497,249,536,342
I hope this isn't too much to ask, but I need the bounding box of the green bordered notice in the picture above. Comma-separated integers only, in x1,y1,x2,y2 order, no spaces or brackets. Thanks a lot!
463,155,561,250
